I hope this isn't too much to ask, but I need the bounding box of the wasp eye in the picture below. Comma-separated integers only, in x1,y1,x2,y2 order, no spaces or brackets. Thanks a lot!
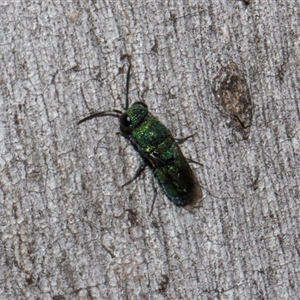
120,113,131,128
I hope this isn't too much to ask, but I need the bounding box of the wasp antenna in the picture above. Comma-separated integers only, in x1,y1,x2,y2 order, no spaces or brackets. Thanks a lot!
124,63,131,110
77,111,120,125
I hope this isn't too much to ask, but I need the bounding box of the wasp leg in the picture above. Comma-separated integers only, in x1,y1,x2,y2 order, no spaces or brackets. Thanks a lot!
187,158,203,166
121,161,147,187
176,134,203,166
175,134,195,144
149,172,158,216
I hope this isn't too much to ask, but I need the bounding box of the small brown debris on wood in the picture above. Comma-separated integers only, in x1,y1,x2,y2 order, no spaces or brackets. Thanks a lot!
212,61,253,139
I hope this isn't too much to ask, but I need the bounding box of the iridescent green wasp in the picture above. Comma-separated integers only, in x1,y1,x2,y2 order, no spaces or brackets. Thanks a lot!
78,65,202,209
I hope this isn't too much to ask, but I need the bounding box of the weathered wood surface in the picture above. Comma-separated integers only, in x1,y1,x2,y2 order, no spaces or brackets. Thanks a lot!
1,1,299,299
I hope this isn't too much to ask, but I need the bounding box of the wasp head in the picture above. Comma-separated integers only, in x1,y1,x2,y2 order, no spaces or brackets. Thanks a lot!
120,102,149,135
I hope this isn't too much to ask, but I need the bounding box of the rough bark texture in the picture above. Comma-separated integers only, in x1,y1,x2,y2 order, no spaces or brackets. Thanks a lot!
1,1,299,299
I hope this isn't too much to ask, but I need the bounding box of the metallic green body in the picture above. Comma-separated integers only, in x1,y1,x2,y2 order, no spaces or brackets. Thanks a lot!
78,66,201,207
120,103,201,206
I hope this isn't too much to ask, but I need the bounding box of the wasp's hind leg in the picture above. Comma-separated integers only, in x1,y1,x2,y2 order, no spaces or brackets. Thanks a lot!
175,134,203,166
149,172,158,216
175,134,196,144
187,158,203,166
121,161,147,187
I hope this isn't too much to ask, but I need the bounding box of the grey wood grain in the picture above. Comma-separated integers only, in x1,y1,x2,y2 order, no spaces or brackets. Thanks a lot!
0,1,299,299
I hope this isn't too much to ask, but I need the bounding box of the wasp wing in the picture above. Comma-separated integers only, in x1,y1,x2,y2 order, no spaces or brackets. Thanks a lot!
147,139,202,206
